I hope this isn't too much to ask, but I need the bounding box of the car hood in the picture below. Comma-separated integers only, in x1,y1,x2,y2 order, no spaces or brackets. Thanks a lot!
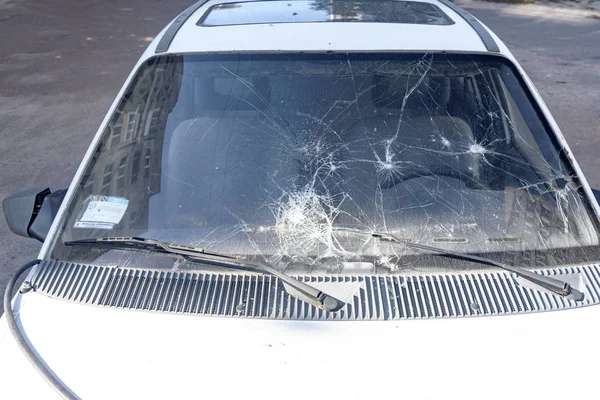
1,292,599,399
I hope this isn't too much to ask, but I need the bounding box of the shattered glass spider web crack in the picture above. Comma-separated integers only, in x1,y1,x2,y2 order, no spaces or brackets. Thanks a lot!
57,52,600,275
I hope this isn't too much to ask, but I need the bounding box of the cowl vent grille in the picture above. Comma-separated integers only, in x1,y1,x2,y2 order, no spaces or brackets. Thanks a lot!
29,260,600,320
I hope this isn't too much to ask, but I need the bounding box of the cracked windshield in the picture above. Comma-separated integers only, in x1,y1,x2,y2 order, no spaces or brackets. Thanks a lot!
51,53,600,273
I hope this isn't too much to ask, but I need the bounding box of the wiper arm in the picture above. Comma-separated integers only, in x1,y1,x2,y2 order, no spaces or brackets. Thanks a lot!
372,232,585,302
65,237,344,312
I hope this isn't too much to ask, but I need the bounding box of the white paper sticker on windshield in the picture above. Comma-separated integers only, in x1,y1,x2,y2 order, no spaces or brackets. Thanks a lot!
74,196,129,230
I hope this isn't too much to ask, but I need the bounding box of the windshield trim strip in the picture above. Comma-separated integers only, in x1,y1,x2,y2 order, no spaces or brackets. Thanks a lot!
155,0,210,53
437,0,500,52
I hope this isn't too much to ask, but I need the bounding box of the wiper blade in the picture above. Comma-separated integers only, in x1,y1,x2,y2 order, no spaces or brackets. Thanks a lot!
65,236,344,312
372,232,585,302
67,236,238,260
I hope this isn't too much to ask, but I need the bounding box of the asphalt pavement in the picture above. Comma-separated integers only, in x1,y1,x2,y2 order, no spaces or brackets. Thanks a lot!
0,0,599,312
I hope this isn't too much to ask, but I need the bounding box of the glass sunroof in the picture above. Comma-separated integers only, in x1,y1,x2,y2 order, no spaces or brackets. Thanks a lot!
198,0,454,27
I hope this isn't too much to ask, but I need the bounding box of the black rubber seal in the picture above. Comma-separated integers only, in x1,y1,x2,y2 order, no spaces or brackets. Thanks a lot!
437,0,500,52
155,0,210,54
4,260,79,399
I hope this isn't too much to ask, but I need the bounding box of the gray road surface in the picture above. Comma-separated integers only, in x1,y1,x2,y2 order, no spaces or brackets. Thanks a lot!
1,0,599,312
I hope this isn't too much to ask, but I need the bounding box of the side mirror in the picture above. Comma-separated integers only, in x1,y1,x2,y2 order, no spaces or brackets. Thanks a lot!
3,188,67,243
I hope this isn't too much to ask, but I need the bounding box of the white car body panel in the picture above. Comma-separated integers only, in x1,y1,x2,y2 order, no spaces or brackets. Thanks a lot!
169,0,487,53
1,293,599,399
3,1,598,398
170,22,487,53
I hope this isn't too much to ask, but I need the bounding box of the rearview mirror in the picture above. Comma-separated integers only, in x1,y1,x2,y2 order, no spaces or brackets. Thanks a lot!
3,188,67,243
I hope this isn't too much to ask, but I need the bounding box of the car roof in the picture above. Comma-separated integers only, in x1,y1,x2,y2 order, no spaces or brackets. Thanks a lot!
151,0,508,56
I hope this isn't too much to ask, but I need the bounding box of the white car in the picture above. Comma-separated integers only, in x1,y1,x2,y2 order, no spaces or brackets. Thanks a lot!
3,0,600,398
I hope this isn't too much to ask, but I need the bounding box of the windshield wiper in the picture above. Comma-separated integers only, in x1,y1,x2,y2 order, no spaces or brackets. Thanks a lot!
65,236,344,312
372,232,585,302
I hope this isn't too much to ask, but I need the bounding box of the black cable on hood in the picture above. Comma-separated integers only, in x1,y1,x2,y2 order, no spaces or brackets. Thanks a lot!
3,259,78,400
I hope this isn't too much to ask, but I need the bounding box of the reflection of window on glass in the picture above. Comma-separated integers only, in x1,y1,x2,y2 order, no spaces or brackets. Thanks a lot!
147,109,160,137
131,151,140,185
125,112,138,142
117,156,128,190
108,120,122,149
143,147,151,178
102,164,113,195
82,177,94,198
